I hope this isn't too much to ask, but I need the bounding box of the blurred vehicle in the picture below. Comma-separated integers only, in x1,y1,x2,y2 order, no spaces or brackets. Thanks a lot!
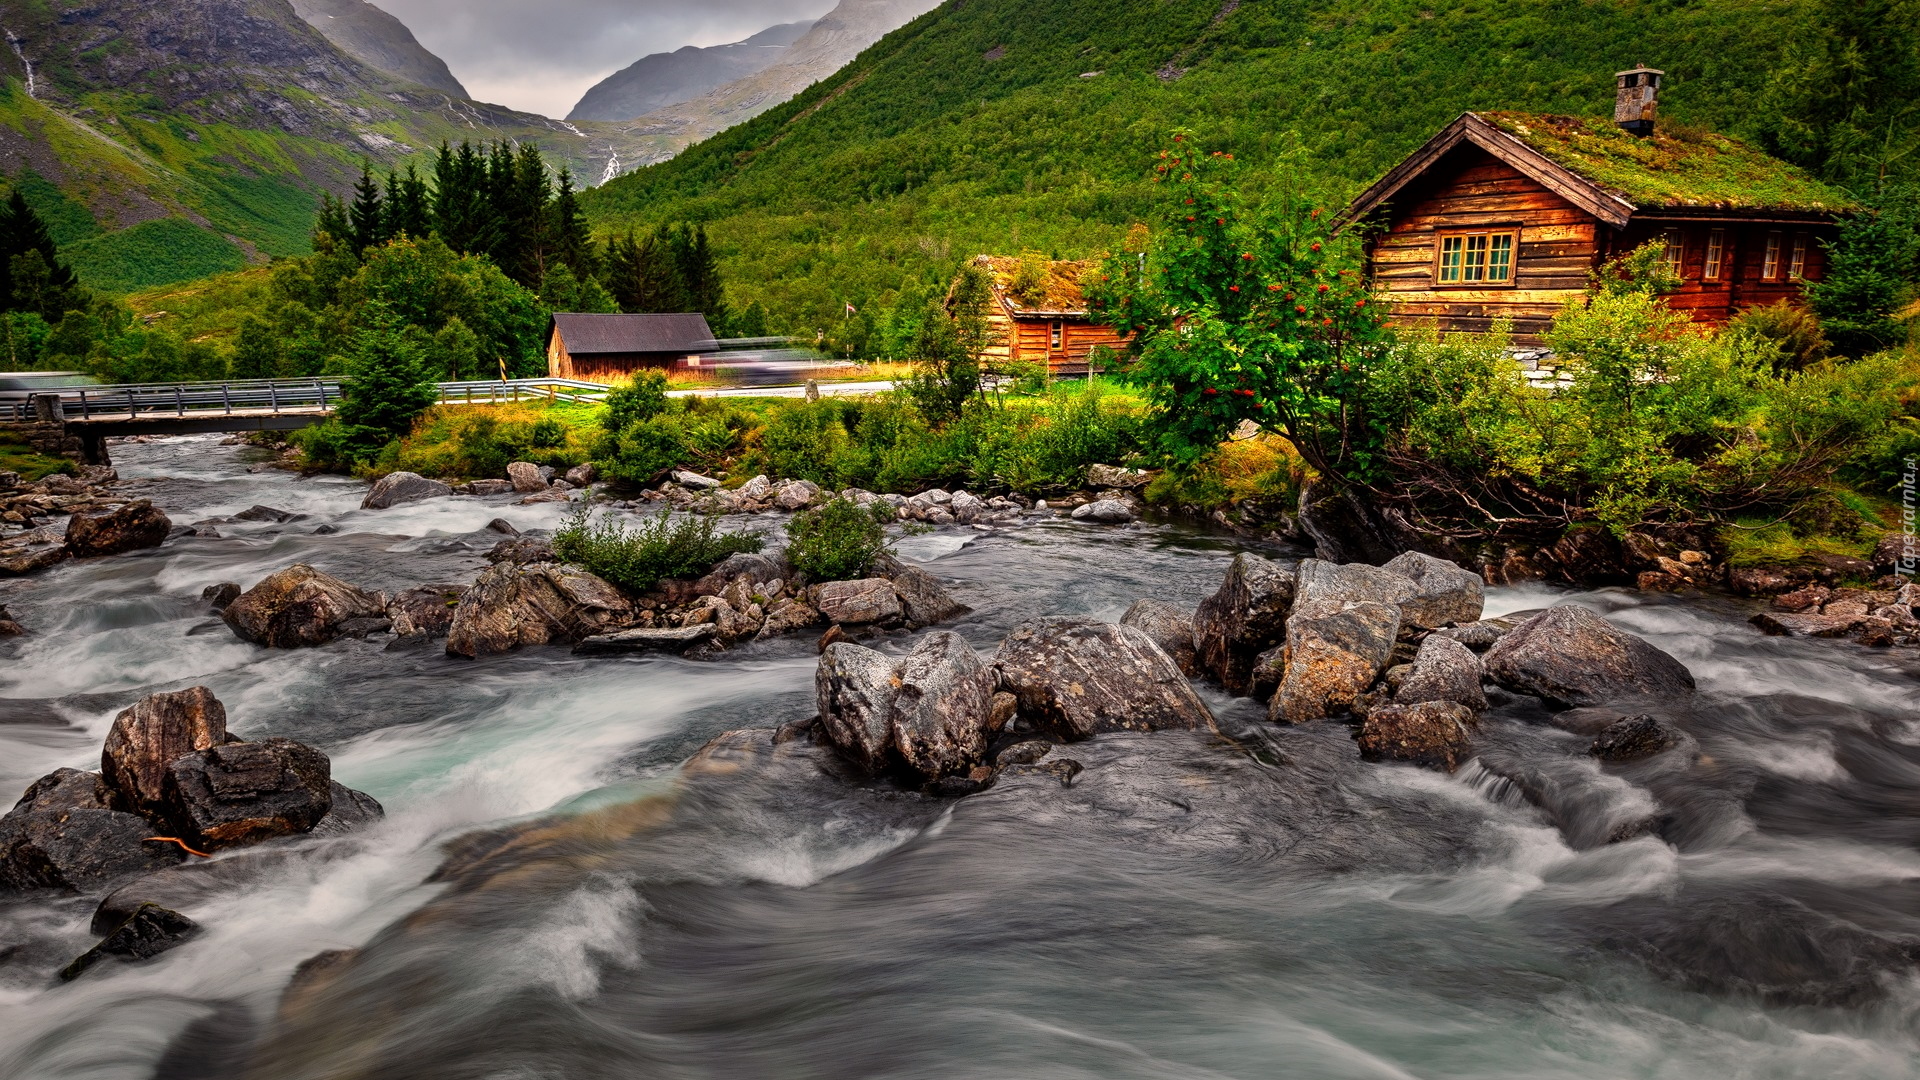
676,344,858,387
0,372,97,419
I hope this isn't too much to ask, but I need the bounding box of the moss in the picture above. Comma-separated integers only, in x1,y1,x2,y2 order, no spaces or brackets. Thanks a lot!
1720,517,1874,568
0,435,74,481
1480,112,1860,213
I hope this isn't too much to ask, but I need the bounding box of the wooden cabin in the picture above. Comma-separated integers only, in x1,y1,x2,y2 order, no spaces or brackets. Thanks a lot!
547,313,716,382
1343,69,1857,344
969,255,1130,376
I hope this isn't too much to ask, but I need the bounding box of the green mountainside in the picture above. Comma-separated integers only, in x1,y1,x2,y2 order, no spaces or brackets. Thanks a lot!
581,0,1917,336
0,0,656,293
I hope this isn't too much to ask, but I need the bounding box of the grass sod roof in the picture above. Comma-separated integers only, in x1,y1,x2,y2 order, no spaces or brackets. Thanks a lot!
974,254,1103,313
1478,111,1861,215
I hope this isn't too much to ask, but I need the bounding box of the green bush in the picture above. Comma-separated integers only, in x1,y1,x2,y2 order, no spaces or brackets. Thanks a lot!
530,415,567,448
1727,301,1829,370
601,370,671,433
785,498,894,581
552,503,763,593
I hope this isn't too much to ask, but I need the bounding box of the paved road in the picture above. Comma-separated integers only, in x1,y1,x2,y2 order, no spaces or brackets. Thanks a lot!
665,380,899,399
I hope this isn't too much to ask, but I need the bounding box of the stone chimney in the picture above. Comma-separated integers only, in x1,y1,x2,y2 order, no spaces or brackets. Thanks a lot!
1614,65,1664,136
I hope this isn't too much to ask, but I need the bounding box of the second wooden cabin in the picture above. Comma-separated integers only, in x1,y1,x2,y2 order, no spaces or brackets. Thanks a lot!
969,255,1130,377
1345,68,1858,344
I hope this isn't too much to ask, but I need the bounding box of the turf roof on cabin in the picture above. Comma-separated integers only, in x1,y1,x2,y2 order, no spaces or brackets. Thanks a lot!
1479,111,1860,214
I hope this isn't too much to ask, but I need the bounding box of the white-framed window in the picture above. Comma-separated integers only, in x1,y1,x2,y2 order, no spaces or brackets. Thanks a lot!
1662,229,1685,278
1050,321,1063,351
1436,229,1516,285
1789,234,1808,279
1703,229,1727,281
1763,231,1783,280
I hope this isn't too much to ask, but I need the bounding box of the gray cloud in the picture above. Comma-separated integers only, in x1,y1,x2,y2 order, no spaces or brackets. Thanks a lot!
376,0,833,118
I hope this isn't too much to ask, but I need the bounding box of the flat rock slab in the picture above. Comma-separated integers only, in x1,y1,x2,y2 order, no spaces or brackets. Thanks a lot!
573,625,717,656
1749,612,1867,638
995,616,1215,737
362,472,452,510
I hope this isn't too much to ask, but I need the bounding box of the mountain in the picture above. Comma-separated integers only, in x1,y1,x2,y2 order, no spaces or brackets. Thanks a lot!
289,0,470,98
569,20,817,123
582,0,1915,335
0,0,653,292
592,0,944,167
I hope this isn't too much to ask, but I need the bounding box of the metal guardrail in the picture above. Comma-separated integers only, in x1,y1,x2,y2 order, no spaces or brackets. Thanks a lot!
1,377,614,423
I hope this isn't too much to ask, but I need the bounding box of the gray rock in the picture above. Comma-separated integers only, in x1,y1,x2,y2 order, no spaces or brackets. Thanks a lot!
0,770,184,893
1434,620,1512,652
574,624,718,656
1394,634,1486,712
1071,499,1135,524
102,686,229,820
486,537,557,565
738,475,772,501
232,504,302,523
564,463,595,487
1293,558,1418,615
671,470,721,489
999,758,1083,786
361,472,452,510
948,490,987,523
222,565,388,649
1749,612,1867,638
890,631,997,779
815,642,901,772
1087,464,1152,489
1483,605,1695,708
1119,598,1198,676
162,738,333,852
60,902,198,981
757,598,826,638
465,480,515,497
1192,552,1296,695
387,584,466,638
1589,714,1685,762
66,499,170,558
1248,644,1287,701
994,616,1214,738
1357,701,1477,772
1271,600,1402,723
994,740,1054,768
309,782,385,837
506,461,546,494
485,517,520,535
1380,551,1484,628
446,561,633,658
810,578,904,626
774,479,822,510
888,564,968,629
202,582,241,610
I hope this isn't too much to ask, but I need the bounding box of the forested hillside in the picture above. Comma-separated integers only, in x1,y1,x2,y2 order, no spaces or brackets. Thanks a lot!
582,0,1919,343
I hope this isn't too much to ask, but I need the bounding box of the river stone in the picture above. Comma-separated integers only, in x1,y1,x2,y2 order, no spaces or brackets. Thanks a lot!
1071,499,1136,524
994,616,1214,738
60,902,200,981
309,782,386,837
486,536,557,565
102,686,229,818
739,475,773,502
445,561,633,658
0,543,69,575
1293,558,1418,616
994,739,1054,768
693,552,787,597
1483,605,1695,708
1394,634,1486,712
949,490,986,524
1380,551,1484,628
1434,620,1511,652
361,471,453,510
810,578,904,626
889,565,968,629
564,464,595,487
162,738,333,851
0,770,184,893
774,480,822,510
231,505,300,523
815,642,901,772
387,584,466,638
573,624,717,656
0,604,21,636
223,565,388,648
65,499,171,558
758,598,825,638
1193,552,1296,695
1589,714,1685,763
1357,701,1477,772
1119,598,1198,676
1748,612,1867,638
686,594,764,645
671,470,721,489
506,461,546,493
890,631,997,779
1271,600,1402,723
464,480,515,497
1087,464,1152,489
202,582,241,611
1248,644,1287,701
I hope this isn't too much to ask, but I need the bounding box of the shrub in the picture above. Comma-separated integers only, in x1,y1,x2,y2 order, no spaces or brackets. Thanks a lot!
785,498,893,581
754,398,852,485
388,405,589,479
1727,301,1828,370
602,370,671,433
552,503,763,593
530,415,567,448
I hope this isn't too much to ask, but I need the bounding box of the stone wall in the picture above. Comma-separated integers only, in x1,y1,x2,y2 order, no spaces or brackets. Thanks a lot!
0,420,84,461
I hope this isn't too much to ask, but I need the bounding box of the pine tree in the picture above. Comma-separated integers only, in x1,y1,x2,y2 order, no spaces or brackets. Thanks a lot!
333,301,440,459
548,168,595,280
679,223,726,324
314,192,351,250
0,189,87,320
434,141,500,257
384,165,432,240
348,164,386,255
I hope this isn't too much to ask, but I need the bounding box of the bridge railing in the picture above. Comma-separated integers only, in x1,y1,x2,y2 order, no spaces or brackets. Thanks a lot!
2,377,615,423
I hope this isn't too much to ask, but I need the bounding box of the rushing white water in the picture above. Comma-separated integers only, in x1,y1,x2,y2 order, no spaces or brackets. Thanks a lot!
3,435,1919,1080
4,27,34,98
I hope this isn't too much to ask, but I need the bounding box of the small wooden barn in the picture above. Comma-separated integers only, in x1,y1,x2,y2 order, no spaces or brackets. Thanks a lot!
969,255,1130,377
547,313,717,382
1343,69,1857,343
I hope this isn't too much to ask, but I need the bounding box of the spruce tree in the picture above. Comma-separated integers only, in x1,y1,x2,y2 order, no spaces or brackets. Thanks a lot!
348,164,386,255
384,164,432,240
314,191,351,250
679,223,726,324
0,189,86,320
549,168,595,280
333,301,440,459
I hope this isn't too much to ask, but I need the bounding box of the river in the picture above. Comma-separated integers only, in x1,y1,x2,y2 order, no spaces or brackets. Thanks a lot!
2,435,1918,1079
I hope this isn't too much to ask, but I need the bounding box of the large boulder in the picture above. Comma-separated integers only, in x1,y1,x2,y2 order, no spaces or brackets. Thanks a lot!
506,461,547,493
161,738,333,852
887,565,968,629
1292,558,1418,614
1357,701,1477,771
361,471,452,510
445,561,633,658
1483,605,1695,708
101,687,229,820
65,499,170,558
0,770,184,893
310,782,385,837
809,578,904,626
1872,533,1910,577
994,617,1214,737
1380,551,1484,628
1119,598,1198,676
890,632,997,779
1192,552,1295,694
815,643,901,772
1271,600,1401,723
1393,634,1486,712
223,565,389,648
1071,499,1136,524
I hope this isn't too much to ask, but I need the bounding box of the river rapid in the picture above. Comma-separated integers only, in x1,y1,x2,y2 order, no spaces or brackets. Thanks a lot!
3,435,1920,1080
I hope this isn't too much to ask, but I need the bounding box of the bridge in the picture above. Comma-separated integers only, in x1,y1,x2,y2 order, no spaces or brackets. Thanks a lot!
3,377,615,464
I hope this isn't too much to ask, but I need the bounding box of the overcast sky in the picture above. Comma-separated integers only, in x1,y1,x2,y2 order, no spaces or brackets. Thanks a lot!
377,0,833,119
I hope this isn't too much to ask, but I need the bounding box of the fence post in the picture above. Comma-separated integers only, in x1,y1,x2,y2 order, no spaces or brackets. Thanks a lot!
174,386,184,416
268,382,279,412
222,383,232,414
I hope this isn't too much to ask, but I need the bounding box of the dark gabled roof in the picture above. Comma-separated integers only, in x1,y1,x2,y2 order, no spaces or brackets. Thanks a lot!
1342,112,1858,229
550,313,716,355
